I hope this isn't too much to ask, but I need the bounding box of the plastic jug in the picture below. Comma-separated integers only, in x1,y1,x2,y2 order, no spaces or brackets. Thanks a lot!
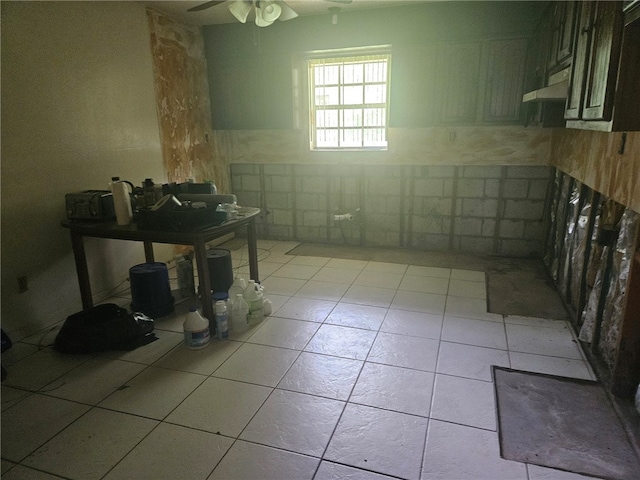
232,294,249,332
183,306,210,349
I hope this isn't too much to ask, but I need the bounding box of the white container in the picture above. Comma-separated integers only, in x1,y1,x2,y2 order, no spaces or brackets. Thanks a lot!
228,276,246,299
231,294,249,332
183,306,210,349
263,298,273,316
215,301,229,340
244,281,264,325
176,254,195,297
111,180,133,225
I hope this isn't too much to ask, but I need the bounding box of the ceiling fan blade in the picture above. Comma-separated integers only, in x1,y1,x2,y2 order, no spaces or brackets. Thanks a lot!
187,1,226,12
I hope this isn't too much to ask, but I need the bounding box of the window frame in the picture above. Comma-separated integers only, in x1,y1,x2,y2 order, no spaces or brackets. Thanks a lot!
305,46,392,152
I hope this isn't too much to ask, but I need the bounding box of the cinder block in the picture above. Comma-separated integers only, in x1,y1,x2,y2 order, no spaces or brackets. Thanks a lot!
329,164,360,177
484,179,501,198
504,200,545,220
457,179,485,197
231,175,242,192
499,239,543,256
295,165,324,176
295,226,316,241
366,196,387,213
414,178,444,197
506,166,552,179
341,178,359,195
271,209,293,227
413,215,445,234
528,179,551,200
499,220,525,238
267,225,292,240
503,179,529,199
386,196,401,214
366,231,399,247
271,176,292,193
444,179,455,196
231,163,257,175
263,164,287,176
367,165,400,178
412,234,450,251
265,192,289,209
423,198,453,216
304,211,328,227
454,218,482,236
463,166,502,178
456,236,495,253
296,193,319,210
242,175,261,191
482,219,496,237
367,177,401,194
427,166,456,178
302,176,327,194
236,191,260,207
367,212,399,231
462,199,498,218
524,221,546,241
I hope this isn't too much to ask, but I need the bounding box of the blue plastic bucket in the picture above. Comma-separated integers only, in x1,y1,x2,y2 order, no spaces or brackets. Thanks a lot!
129,262,175,318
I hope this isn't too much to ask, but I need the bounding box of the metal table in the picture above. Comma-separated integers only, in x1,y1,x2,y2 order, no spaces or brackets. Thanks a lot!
61,207,260,321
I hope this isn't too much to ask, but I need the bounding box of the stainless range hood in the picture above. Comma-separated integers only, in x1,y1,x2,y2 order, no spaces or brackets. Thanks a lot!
522,68,570,103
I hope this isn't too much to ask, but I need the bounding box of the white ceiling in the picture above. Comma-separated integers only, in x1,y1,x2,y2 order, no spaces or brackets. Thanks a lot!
143,0,427,26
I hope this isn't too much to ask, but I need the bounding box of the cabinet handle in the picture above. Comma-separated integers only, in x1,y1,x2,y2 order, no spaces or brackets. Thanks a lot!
618,133,627,155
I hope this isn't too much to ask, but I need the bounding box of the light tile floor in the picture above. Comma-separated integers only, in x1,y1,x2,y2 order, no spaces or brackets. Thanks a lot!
1,240,602,480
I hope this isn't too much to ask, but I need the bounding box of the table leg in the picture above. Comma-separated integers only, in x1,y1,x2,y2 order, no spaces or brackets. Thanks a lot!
193,239,214,322
247,217,260,283
70,231,93,310
143,241,155,263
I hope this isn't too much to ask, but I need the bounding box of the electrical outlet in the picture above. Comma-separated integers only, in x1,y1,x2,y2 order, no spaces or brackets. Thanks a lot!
17,276,28,293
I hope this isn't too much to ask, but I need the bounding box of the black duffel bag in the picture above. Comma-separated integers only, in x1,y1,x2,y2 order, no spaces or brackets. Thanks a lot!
54,303,157,354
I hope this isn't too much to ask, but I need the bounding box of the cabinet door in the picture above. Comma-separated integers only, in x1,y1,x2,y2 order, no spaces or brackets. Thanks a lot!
582,1,623,120
565,1,593,120
389,44,438,127
483,38,528,123
436,42,481,124
556,1,579,68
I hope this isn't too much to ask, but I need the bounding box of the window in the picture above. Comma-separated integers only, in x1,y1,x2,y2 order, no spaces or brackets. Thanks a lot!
308,49,390,150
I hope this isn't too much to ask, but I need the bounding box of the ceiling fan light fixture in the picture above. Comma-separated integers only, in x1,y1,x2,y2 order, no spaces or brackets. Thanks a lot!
228,0,252,23
278,1,298,21
260,1,282,22
255,4,276,27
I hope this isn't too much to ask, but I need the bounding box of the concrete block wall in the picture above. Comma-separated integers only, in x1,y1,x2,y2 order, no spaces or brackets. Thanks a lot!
230,163,553,256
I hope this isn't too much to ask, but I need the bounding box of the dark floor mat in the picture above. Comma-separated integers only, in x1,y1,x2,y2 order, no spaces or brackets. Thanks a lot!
487,270,570,320
494,367,640,480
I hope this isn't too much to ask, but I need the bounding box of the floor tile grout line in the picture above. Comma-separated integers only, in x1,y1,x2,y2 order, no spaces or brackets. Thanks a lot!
419,318,445,479
4,241,592,479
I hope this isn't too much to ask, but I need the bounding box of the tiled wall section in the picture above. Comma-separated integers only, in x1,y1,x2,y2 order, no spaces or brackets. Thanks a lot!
231,164,552,256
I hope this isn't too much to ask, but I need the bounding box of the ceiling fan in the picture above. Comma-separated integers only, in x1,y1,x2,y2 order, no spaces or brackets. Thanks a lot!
188,0,353,27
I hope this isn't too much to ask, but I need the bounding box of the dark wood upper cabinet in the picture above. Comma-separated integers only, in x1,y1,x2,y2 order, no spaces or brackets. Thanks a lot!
581,1,624,121
564,0,640,130
435,42,481,124
389,44,438,128
483,38,528,123
548,1,579,73
612,1,640,131
565,1,593,120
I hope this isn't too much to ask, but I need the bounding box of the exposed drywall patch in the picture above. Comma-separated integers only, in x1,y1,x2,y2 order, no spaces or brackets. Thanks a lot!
214,126,552,167
147,9,229,193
